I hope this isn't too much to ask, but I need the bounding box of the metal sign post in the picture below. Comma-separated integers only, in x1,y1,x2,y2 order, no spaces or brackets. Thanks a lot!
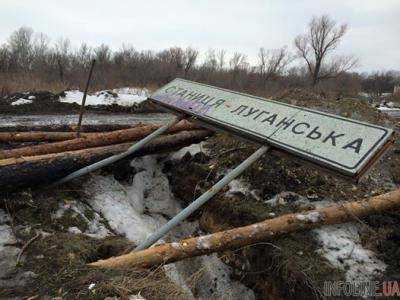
134,145,269,251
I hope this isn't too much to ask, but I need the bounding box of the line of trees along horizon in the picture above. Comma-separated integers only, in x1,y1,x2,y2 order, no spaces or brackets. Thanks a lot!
0,15,398,99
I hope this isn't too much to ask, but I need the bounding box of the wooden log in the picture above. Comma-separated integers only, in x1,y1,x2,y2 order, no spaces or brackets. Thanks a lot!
0,124,135,133
0,131,98,143
88,189,400,269
0,124,148,143
0,121,201,159
0,129,212,190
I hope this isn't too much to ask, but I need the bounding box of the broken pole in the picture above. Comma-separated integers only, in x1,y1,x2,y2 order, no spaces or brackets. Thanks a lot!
89,189,400,269
54,116,182,185
76,59,96,137
134,145,270,251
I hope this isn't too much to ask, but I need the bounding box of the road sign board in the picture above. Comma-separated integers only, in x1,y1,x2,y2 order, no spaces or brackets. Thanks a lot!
150,78,394,178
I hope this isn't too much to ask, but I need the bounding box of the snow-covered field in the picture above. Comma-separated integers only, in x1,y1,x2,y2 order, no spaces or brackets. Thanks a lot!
8,87,149,107
60,88,149,107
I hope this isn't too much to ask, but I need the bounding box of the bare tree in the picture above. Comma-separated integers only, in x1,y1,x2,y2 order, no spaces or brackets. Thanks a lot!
294,15,358,86
183,47,198,78
217,49,226,70
203,49,218,72
258,46,292,88
54,38,71,81
229,52,248,88
7,27,34,71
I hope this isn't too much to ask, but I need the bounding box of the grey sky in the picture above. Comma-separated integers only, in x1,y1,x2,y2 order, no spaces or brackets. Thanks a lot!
1,0,399,72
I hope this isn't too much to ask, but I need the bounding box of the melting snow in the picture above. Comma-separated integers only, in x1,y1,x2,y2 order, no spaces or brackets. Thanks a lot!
169,142,205,160
79,153,254,299
312,201,386,281
11,99,33,105
60,87,148,106
314,223,386,281
296,211,324,223
53,200,111,239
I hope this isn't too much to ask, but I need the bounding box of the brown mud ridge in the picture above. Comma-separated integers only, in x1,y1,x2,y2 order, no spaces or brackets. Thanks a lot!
0,90,162,114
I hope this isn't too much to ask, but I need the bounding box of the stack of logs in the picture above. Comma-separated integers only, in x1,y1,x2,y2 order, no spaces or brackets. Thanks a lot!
0,121,213,189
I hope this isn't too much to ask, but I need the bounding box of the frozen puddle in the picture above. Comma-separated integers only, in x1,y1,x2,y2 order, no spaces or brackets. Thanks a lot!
0,113,174,127
73,149,254,299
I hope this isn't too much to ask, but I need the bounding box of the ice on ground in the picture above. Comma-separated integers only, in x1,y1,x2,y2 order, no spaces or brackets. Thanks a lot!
312,201,386,281
314,223,386,281
52,200,111,239
265,194,386,282
0,113,173,127
169,142,205,160
60,87,148,107
226,178,261,201
80,153,254,299
83,174,166,245
378,106,400,111
11,99,33,105
0,210,20,279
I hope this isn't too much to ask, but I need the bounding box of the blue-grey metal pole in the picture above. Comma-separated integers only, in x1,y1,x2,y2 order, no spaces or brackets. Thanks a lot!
134,145,270,251
54,117,181,185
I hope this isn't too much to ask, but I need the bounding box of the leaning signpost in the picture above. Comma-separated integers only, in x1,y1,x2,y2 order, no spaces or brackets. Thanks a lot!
130,78,395,251
55,78,395,254
150,78,394,178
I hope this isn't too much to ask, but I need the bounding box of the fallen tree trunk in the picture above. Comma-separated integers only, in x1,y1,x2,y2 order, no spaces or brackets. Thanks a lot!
0,129,212,190
0,124,135,133
0,120,201,159
0,124,149,143
88,189,400,269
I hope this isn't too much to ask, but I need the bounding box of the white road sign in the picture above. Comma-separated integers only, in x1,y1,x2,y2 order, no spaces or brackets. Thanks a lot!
150,79,394,177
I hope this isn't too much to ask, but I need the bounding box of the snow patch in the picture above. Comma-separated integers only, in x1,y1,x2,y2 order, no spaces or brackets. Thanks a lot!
60,88,148,107
311,200,386,281
226,178,261,201
11,99,33,105
196,235,212,250
81,154,254,299
169,142,204,160
296,211,324,223
83,174,166,245
53,200,111,238
378,106,400,111
314,223,386,281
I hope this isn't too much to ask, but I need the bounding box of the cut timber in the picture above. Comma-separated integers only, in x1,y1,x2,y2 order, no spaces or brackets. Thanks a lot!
0,129,212,190
89,189,400,269
0,124,135,133
0,131,99,143
0,120,201,159
0,124,149,143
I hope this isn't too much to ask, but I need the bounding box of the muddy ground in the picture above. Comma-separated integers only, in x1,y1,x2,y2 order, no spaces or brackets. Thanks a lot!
0,91,399,299
0,90,162,115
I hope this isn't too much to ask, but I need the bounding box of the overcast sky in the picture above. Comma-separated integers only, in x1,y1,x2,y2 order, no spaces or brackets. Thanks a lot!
1,0,399,72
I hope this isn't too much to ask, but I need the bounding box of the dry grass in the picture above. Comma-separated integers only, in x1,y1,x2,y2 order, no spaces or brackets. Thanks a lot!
0,74,69,96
